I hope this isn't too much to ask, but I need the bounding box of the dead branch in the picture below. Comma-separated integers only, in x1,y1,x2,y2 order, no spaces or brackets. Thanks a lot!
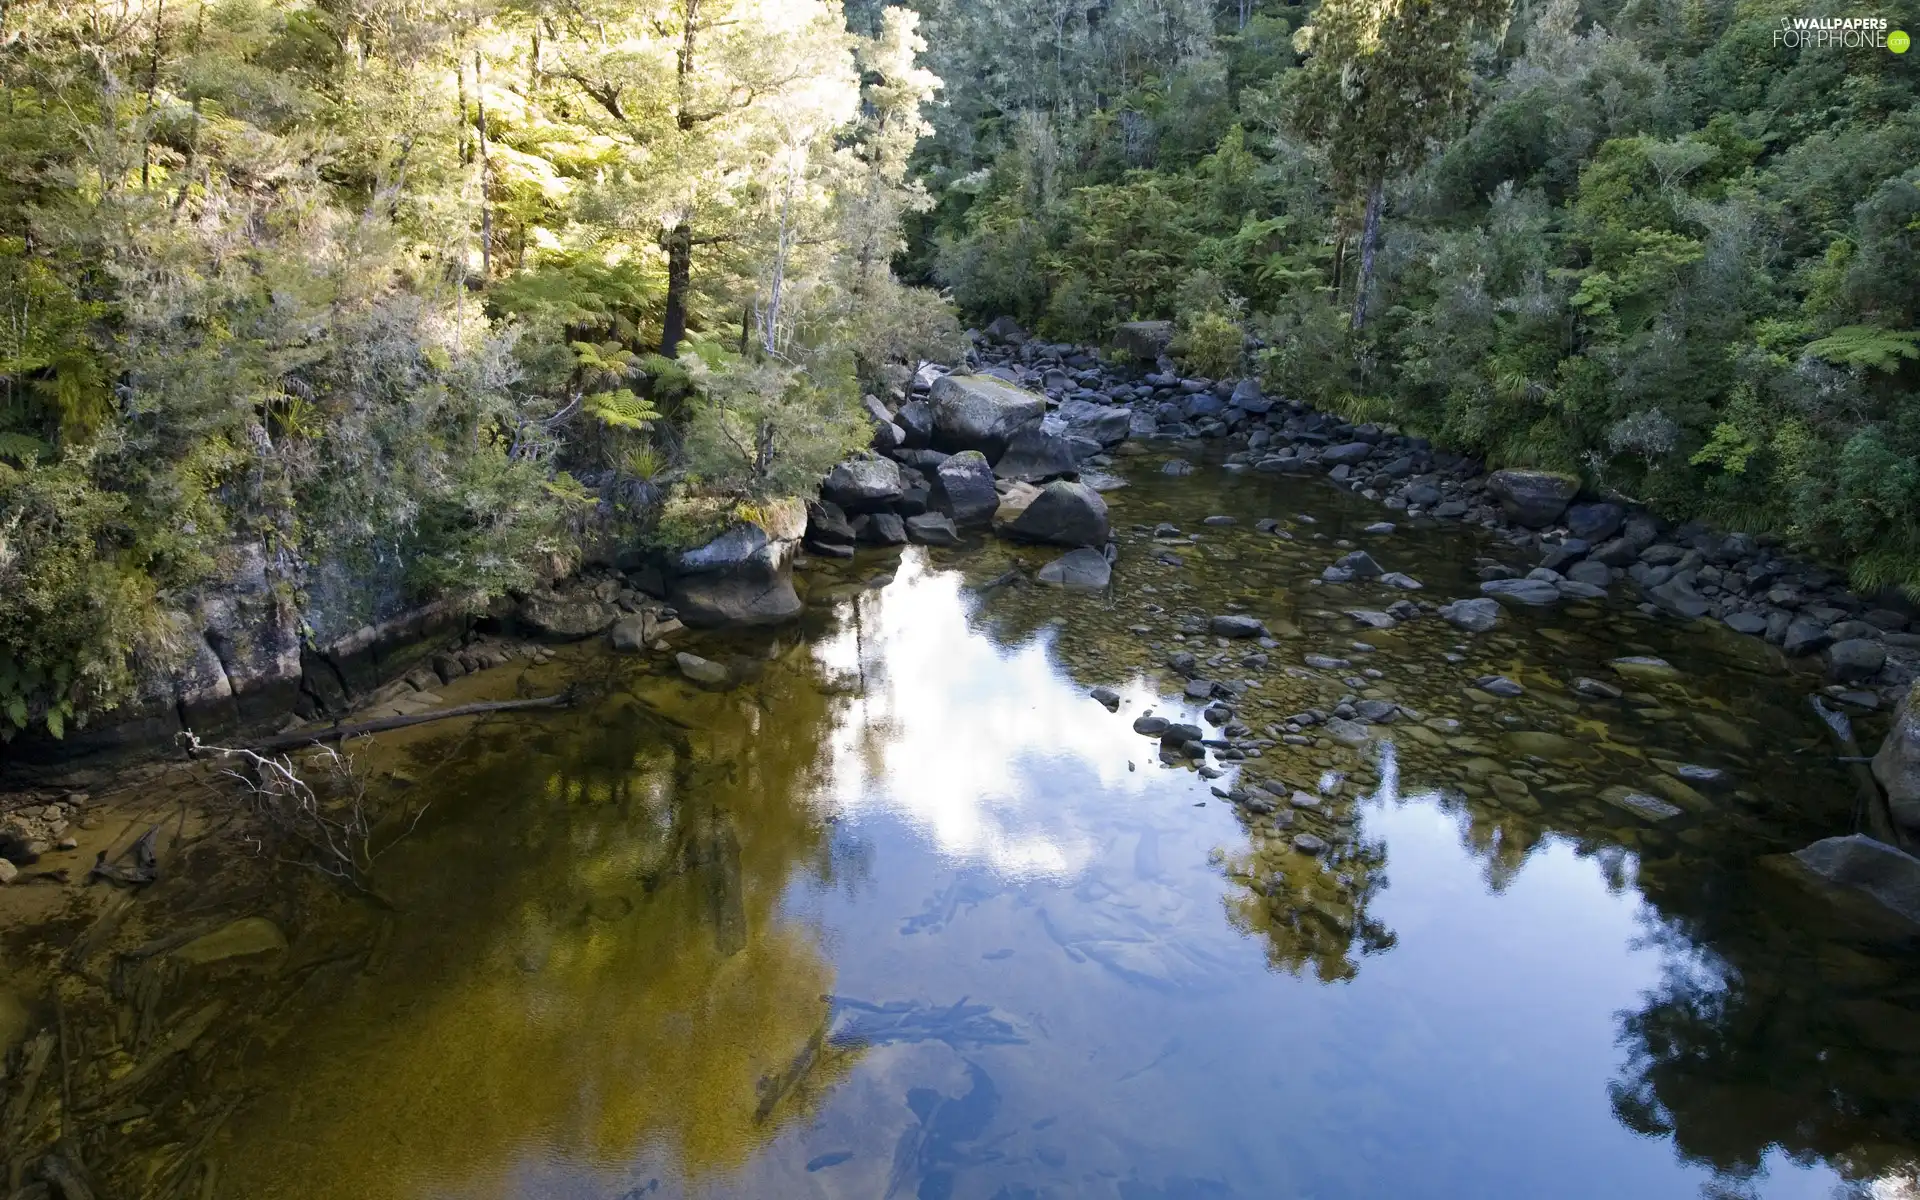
239,691,573,753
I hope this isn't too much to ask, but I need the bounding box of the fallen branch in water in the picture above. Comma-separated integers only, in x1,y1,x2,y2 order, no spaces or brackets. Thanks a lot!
237,691,574,753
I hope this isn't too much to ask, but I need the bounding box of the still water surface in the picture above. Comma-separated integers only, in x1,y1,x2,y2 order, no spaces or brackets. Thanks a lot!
197,463,1917,1199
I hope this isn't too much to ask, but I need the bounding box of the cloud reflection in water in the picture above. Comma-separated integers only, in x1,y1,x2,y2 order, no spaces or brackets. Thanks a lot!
814,551,1169,881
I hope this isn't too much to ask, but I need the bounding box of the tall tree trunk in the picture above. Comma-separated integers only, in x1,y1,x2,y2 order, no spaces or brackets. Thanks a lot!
474,49,492,280
660,220,692,358
658,0,703,360
1350,179,1385,331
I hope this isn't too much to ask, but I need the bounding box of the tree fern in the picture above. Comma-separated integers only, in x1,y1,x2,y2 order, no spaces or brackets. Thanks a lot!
584,388,660,432
1803,326,1920,373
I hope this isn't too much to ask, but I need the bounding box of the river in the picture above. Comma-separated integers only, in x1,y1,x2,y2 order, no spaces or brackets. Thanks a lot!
9,450,1918,1199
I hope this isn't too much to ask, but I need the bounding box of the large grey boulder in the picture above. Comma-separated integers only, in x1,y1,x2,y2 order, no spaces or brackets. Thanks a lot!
668,504,805,627
1873,688,1920,832
1792,835,1920,927
1114,320,1174,361
1035,547,1113,591
1486,470,1580,528
519,588,618,639
821,456,903,513
1000,480,1110,547
929,375,1047,460
993,428,1081,482
933,450,999,527
1048,398,1132,447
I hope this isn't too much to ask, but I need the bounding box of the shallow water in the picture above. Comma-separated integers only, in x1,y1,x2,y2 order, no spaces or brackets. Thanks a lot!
102,458,1920,1197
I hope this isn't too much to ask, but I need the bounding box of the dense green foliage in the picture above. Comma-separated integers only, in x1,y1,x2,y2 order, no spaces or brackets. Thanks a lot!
912,0,1920,588
0,0,954,736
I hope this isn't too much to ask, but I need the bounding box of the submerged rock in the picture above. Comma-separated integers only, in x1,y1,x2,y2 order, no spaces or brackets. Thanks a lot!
1440,598,1502,632
1600,786,1682,822
1035,548,1113,591
676,652,731,686
1210,614,1267,638
1792,834,1920,926
1480,578,1561,606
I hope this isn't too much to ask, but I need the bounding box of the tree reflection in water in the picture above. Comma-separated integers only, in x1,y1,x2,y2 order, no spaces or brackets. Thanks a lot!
212,644,864,1200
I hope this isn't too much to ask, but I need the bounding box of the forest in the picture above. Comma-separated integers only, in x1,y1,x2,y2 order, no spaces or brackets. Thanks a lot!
3,0,1918,737
913,0,1920,585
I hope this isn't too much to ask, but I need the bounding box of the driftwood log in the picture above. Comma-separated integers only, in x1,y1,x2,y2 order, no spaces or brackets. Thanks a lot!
227,692,573,755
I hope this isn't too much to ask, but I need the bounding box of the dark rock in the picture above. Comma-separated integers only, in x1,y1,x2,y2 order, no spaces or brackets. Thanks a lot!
1792,834,1920,926
1827,638,1886,683
1486,469,1579,528
929,375,1047,460
896,399,934,448
1566,560,1612,588
933,451,999,527
1210,615,1267,638
1721,611,1768,635
1229,379,1271,414
1090,686,1121,711
1565,502,1626,543
1572,676,1622,699
1404,483,1442,507
984,315,1027,343
1133,715,1170,736
853,512,908,545
1161,722,1203,745
1782,618,1834,657
1322,442,1374,466
1591,538,1639,567
1476,675,1525,697
1115,320,1174,361
806,500,856,546
993,428,1081,481
1003,480,1111,547
1336,550,1383,578
1035,547,1112,591
906,512,960,546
